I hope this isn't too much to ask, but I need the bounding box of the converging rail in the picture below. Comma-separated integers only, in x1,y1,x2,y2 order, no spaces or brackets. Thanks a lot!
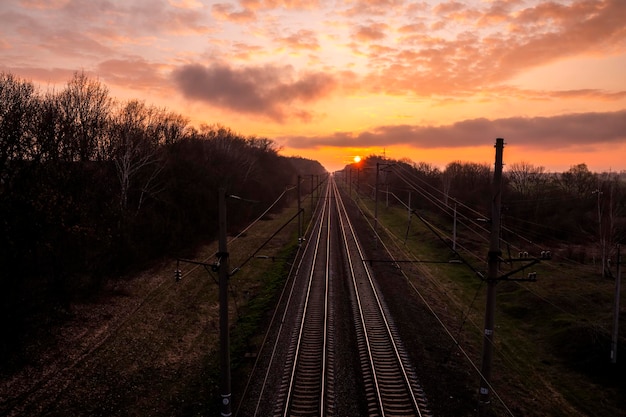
332,178,429,417
247,175,430,417
274,179,335,416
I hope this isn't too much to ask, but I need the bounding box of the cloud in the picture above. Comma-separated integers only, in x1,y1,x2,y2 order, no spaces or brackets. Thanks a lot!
168,0,203,9
18,0,70,10
0,66,77,84
212,3,256,23
244,0,323,10
280,110,626,149
342,0,407,17
2,0,214,69
345,0,626,96
279,29,320,50
97,57,166,90
499,0,626,71
433,1,466,15
353,23,388,42
171,63,337,122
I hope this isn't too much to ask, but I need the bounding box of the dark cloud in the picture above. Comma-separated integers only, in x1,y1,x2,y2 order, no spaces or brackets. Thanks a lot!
171,63,336,122
281,110,626,149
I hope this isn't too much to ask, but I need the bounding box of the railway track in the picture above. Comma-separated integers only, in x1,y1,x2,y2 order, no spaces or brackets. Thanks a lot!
276,180,334,416
333,178,429,417
249,175,430,417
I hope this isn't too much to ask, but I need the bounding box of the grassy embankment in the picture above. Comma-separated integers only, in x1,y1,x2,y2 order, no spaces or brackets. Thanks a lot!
354,193,626,417
1,200,306,417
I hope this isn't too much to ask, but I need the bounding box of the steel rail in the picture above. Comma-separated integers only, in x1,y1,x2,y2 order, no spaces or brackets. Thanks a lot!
281,179,333,416
332,178,426,417
242,176,330,417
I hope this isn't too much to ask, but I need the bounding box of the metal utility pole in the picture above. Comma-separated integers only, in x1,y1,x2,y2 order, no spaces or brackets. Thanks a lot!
404,190,412,244
478,138,504,416
297,175,302,242
453,199,458,253
218,187,232,417
310,175,314,213
611,244,622,364
349,168,352,196
375,162,380,233
593,188,607,277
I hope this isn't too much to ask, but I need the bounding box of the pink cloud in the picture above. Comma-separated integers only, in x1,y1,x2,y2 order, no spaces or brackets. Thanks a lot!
342,0,626,97
353,23,388,42
279,29,320,51
0,66,77,84
97,58,167,90
342,0,407,17
168,0,203,9
230,42,267,60
212,3,256,23
433,1,466,15
18,0,69,10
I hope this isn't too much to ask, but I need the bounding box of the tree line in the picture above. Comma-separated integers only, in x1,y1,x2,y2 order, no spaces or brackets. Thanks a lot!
0,71,325,360
346,156,626,275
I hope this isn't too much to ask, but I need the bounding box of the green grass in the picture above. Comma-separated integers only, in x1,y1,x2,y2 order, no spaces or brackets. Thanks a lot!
350,189,626,416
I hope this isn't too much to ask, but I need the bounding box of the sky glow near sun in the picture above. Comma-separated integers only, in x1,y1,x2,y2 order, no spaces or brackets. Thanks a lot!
1,0,625,172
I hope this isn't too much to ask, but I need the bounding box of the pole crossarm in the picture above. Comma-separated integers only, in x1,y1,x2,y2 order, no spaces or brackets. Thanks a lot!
177,257,214,267
228,194,260,204
486,258,542,282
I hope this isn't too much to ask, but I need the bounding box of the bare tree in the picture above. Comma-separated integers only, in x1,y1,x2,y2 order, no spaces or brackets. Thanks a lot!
31,90,63,163
58,71,112,162
559,163,597,198
442,161,490,206
110,100,166,213
0,72,38,179
506,161,547,197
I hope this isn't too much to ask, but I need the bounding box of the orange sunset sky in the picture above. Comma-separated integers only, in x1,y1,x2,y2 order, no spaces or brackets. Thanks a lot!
1,0,625,173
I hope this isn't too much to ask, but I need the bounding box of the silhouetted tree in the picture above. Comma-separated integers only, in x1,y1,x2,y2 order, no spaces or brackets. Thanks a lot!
57,71,112,161
559,163,597,198
506,161,548,197
0,72,38,181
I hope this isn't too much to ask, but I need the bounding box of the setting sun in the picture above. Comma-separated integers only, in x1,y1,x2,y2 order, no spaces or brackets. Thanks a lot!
354,156,361,163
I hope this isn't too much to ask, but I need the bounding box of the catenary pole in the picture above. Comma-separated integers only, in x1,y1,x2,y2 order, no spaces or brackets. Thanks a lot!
478,138,504,416
218,187,232,417
297,175,302,241
611,244,622,363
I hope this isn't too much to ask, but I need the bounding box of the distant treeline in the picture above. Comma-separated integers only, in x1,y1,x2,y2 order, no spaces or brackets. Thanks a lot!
0,71,324,353
345,156,625,266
